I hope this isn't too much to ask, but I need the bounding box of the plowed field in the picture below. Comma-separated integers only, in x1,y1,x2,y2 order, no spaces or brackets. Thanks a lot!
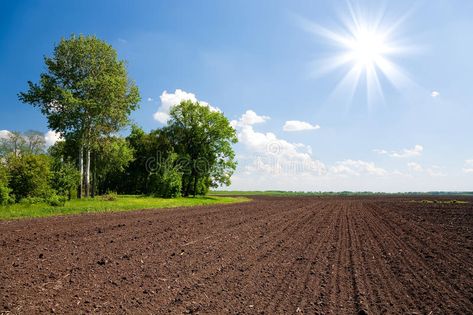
1,196,472,314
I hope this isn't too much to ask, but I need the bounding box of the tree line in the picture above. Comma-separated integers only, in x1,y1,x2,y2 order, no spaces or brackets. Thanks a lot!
0,34,237,205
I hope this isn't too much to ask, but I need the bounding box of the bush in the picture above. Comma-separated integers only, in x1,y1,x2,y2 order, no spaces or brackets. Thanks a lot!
51,160,80,200
0,163,12,205
19,196,46,205
47,194,66,207
100,191,118,201
149,167,182,198
0,184,12,205
8,154,53,202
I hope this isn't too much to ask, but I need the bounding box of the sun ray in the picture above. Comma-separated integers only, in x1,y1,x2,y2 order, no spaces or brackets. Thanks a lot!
303,1,417,108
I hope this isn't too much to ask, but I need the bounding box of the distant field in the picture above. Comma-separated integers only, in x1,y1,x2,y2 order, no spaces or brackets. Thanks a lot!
210,190,473,197
0,195,250,220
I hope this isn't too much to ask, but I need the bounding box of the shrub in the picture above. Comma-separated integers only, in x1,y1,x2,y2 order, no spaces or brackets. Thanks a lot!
8,154,53,201
47,194,66,207
149,167,182,198
0,163,12,205
19,196,46,205
50,160,80,200
0,184,12,205
100,191,118,201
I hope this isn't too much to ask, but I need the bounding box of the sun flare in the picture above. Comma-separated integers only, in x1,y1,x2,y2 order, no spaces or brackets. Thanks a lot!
302,2,416,107
348,29,388,68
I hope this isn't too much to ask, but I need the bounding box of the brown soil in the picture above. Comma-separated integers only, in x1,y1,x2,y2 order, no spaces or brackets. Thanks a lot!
1,196,472,314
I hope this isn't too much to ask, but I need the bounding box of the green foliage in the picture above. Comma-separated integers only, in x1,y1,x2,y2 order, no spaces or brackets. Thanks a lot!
14,35,240,201
7,154,53,202
94,137,134,194
0,130,46,157
165,100,237,196
47,194,67,207
99,191,118,201
149,153,182,198
18,34,140,144
51,159,80,199
19,196,46,205
19,34,141,198
0,163,12,205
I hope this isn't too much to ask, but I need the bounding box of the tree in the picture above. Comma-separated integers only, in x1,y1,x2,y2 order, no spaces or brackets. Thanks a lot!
0,130,46,157
165,100,237,197
7,154,52,201
24,130,46,154
50,152,80,200
0,131,27,157
92,136,134,195
19,34,140,198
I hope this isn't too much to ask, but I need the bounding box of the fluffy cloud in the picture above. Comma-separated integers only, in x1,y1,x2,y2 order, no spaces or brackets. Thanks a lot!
330,160,387,176
283,120,320,132
232,110,325,176
463,159,473,174
230,110,269,128
153,89,219,124
44,130,62,147
407,162,423,172
147,97,153,102
425,165,445,177
431,90,440,98
374,144,423,158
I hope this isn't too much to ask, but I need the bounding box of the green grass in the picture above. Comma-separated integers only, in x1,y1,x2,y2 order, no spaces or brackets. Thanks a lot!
0,195,250,220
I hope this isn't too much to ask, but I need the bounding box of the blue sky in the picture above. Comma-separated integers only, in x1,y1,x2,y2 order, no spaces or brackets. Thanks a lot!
1,0,472,191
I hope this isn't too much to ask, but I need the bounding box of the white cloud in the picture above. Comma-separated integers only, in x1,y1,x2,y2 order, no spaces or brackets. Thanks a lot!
425,165,446,177
0,130,12,139
407,162,423,172
283,120,320,132
232,110,325,176
147,97,154,102
44,130,61,147
330,160,387,176
374,144,423,158
463,159,473,174
230,110,269,128
153,89,219,124
431,90,440,98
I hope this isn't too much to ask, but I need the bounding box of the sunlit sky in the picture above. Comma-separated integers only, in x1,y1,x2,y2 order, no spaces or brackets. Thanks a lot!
1,0,472,192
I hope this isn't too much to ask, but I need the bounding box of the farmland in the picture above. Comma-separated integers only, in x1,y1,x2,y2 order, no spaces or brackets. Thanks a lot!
1,196,472,314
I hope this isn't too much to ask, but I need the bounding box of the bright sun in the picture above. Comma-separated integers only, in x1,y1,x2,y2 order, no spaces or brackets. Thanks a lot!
348,30,387,68
302,2,416,107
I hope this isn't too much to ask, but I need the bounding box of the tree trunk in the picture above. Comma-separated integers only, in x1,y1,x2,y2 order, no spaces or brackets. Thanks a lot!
84,149,91,197
78,145,84,199
184,176,192,197
193,175,198,197
91,151,96,198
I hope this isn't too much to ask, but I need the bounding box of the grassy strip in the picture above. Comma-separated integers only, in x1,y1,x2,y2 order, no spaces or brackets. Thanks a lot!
0,195,250,220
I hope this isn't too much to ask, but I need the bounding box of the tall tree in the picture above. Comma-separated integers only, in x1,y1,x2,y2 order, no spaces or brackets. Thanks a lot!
24,130,46,154
19,34,140,198
165,100,237,197
0,130,45,157
0,131,26,157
